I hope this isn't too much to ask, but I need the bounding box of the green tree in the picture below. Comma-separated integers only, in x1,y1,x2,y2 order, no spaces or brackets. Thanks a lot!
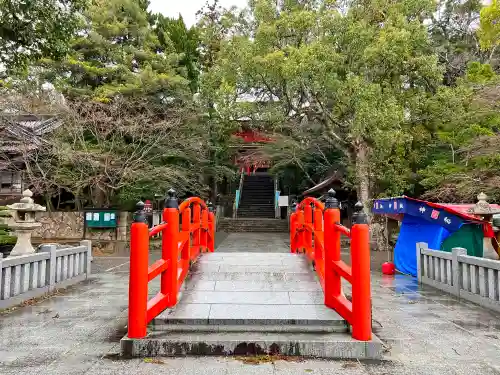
428,0,484,85
206,0,463,249
43,0,190,102
0,0,87,74
419,63,500,202
0,207,16,250
479,0,500,61
196,0,244,200
6,97,208,209
152,15,201,92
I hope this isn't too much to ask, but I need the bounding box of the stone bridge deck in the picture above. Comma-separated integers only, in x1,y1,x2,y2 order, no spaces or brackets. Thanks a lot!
121,234,383,359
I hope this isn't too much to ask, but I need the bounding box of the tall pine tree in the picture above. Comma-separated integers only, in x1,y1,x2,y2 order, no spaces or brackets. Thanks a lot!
43,0,190,102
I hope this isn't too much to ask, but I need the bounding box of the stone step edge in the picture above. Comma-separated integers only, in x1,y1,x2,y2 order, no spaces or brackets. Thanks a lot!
150,323,349,334
120,331,384,359
151,317,348,327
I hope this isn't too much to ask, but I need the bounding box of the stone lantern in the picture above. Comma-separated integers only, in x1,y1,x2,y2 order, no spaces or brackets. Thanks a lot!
468,193,500,260
7,189,46,256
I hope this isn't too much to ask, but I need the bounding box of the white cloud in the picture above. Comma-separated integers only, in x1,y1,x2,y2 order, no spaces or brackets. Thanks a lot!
149,0,247,27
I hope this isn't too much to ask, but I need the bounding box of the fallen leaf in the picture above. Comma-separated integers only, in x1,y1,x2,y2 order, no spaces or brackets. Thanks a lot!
144,357,165,364
342,362,359,368
233,355,304,365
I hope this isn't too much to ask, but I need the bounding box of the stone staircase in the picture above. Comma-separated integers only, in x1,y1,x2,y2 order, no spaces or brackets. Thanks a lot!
217,218,288,233
120,253,383,359
237,173,275,218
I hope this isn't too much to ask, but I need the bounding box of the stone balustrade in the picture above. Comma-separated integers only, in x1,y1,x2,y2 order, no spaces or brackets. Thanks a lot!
417,242,500,313
0,240,92,309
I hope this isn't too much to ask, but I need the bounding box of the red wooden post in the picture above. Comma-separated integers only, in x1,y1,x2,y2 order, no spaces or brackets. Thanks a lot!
296,209,305,253
128,202,149,338
163,189,179,307
304,203,313,257
290,204,297,253
313,207,323,265
351,202,372,341
324,190,341,309
208,205,215,252
182,207,191,263
201,208,209,252
192,203,201,251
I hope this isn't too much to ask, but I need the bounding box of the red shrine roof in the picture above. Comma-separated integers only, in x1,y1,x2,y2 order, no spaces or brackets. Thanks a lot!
233,131,273,143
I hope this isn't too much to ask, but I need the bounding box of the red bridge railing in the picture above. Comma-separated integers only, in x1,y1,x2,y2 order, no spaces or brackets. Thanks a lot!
128,189,215,339
290,190,371,341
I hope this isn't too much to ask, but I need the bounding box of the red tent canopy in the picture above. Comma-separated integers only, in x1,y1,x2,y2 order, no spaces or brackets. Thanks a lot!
400,196,499,237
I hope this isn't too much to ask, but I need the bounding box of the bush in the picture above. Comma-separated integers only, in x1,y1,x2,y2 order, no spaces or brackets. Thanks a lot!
0,207,16,246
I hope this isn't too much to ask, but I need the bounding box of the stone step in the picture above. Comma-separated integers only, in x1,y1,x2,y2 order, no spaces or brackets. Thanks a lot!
237,207,275,211
234,216,278,221
238,203,275,206
120,331,384,359
152,299,341,324
217,219,288,231
218,218,285,222
150,324,345,333
218,221,283,225
216,226,287,232
152,307,347,328
235,215,278,220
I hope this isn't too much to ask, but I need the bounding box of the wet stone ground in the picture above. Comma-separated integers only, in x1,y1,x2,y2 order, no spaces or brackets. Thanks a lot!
0,233,500,374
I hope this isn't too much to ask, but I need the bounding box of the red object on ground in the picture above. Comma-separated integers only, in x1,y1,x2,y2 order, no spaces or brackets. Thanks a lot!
382,262,395,275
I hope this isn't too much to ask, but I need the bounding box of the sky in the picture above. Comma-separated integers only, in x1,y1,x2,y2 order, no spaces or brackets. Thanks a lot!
149,0,247,27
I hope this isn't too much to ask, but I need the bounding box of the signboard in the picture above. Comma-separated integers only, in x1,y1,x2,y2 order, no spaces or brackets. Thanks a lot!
84,210,118,228
144,200,153,214
278,196,289,207
372,198,463,232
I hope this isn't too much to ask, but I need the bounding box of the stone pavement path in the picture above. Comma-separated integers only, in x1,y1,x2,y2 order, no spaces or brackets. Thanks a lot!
1,233,500,374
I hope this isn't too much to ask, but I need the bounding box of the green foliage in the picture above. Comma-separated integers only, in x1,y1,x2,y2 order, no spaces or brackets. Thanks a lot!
479,0,500,52
44,0,190,101
419,61,500,202
0,0,87,74
3,0,500,210
0,207,16,246
29,98,208,208
152,15,201,92
207,0,447,201
466,62,497,83
428,0,484,85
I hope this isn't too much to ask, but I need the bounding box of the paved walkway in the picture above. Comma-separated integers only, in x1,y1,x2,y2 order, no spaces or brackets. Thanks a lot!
1,233,500,374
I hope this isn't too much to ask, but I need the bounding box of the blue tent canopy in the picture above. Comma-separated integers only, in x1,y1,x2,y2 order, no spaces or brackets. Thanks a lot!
372,197,474,276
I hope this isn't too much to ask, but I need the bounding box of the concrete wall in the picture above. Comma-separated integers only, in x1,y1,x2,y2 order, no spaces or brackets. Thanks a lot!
0,241,92,309
417,242,500,313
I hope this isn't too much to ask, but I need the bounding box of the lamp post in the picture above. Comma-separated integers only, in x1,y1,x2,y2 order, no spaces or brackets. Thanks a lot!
7,190,46,256
467,193,500,260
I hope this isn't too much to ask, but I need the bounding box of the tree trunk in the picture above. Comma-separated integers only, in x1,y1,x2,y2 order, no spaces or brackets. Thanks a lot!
92,185,107,208
212,176,218,203
355,140,370,204
354,139,388,252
